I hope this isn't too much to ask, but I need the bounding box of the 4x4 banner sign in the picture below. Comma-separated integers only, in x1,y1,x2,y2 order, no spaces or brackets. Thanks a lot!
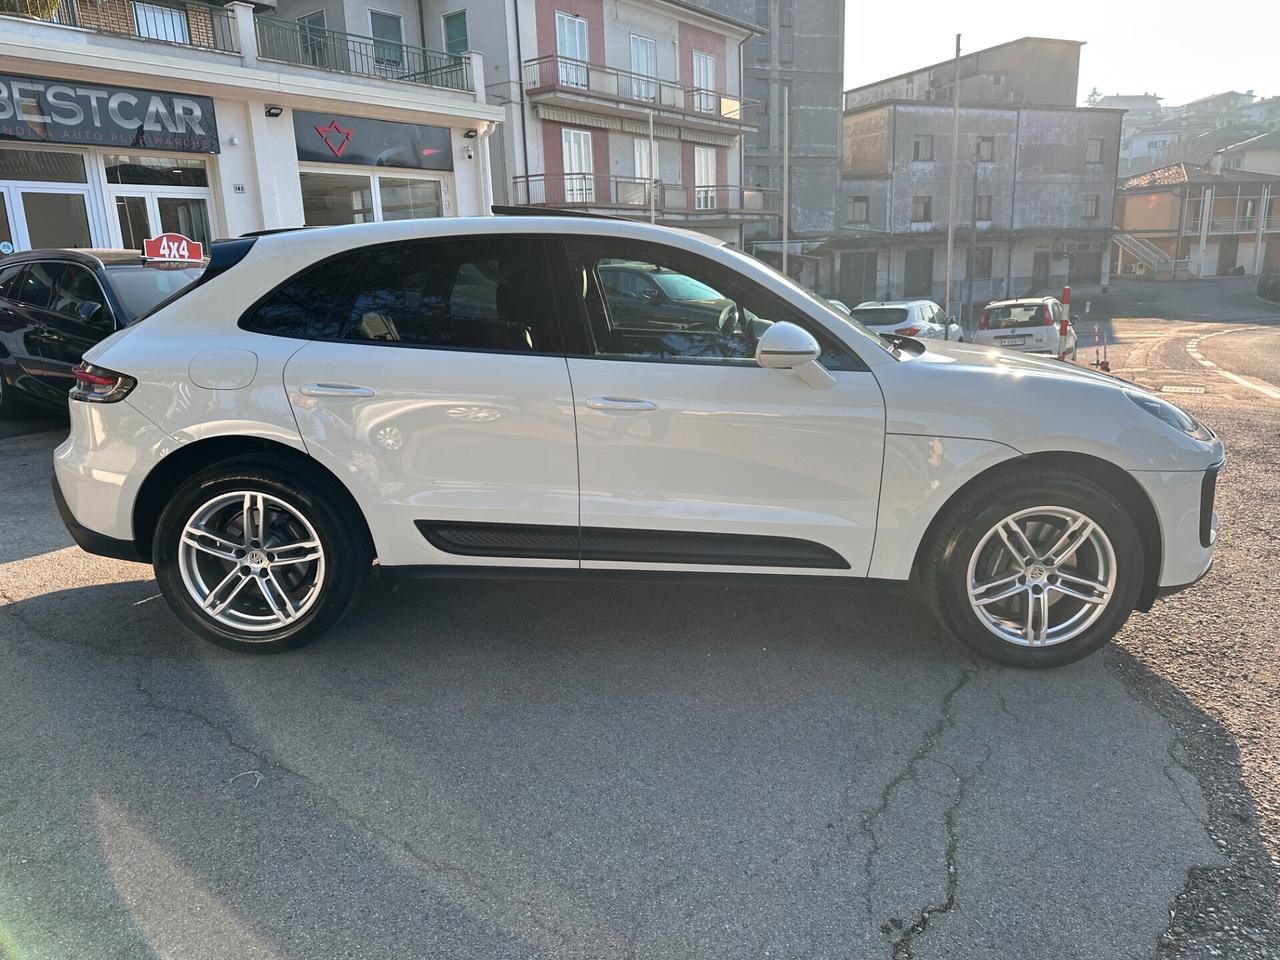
143,234,204,263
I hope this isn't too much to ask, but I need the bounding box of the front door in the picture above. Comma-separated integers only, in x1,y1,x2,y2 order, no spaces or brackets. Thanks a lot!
110,191,212,251
562,129,595,204
1032,251,1050,290
1216,236,1239,276
904,247,933,297
555,236,886,575
279,234,580,568
839,251,878,306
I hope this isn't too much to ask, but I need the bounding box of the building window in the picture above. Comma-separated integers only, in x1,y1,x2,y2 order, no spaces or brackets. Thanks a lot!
297,10,328,68
911,195,932,222
848,195,870,224
976,136,995,162
1086,138,1104,164
778,0,793,63
369,11,404,65
975,194,992,220
555,11,589,87
753,0,770,60
913,135,934,162
133,1,190,43
1083,194,1100,220
442,10,468,56
692,51,717,113
968,245,993,279
299,171,444,226
630,34,657,101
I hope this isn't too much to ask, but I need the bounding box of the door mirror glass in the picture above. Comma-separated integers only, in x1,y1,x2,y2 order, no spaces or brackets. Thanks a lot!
756,320,820,369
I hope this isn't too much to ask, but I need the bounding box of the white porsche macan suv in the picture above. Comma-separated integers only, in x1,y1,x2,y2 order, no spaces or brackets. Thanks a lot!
53,216,1223,667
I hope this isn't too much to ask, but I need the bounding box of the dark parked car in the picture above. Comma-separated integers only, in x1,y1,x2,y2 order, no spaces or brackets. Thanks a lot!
0,249,202,415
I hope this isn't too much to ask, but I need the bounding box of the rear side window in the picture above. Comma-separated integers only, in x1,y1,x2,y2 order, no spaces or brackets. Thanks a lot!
241,253,361,339
16,262,63,308
340,237,558,353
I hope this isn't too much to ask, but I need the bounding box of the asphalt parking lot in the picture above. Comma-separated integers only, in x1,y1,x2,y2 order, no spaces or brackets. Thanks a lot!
1,277,1277,960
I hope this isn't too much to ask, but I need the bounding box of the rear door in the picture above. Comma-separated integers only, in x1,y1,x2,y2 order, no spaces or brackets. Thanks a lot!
554,236,886,575
276,233,581,569
9,260,67,403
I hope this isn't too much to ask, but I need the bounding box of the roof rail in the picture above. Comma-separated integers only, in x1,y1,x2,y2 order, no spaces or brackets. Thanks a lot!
490,204,628,221
236,226,312,238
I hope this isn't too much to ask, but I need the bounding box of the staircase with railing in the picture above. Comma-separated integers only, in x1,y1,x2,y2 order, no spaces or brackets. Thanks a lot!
1112,232,1190,278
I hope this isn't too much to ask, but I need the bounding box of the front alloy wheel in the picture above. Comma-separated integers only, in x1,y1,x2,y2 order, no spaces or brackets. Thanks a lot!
923,470,1143,667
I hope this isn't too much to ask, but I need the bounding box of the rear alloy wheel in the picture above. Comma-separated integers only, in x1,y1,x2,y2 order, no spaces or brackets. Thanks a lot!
924,471,1143,667
154,464,369,652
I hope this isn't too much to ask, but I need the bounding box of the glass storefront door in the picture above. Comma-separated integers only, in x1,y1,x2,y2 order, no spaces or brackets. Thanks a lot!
104,154,212,251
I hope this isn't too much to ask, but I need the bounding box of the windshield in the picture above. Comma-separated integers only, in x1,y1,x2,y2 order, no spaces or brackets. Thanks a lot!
850,307,910,326
984,303,1046,329
105,264,203,321
651,271,724,302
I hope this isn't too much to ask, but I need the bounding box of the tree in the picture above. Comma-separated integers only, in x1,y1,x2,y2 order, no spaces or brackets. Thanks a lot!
1085,87,1103,107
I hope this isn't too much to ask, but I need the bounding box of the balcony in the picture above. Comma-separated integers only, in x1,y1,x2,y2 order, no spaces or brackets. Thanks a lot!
522,55,757,134
1184,215,1280,235
511,174,779,220
255,17,470,90
5,0,238,52
4,0,474,92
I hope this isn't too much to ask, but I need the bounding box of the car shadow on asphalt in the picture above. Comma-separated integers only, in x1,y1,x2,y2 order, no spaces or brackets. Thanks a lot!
4,573,1278,958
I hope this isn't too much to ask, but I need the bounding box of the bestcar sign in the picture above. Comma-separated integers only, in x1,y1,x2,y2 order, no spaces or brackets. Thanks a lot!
0,74,219,154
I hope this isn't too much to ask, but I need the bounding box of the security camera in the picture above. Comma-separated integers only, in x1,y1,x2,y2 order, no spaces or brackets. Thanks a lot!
462,144,475,160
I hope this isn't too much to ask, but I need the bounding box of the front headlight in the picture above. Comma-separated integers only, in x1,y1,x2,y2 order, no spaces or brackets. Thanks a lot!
1124,389,1214,442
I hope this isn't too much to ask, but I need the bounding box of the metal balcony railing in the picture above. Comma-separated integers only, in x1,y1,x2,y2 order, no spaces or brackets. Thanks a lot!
255,17,471,90
1184,214,1280,235
521,55,756,125
3,0,239,52
511,174,779,215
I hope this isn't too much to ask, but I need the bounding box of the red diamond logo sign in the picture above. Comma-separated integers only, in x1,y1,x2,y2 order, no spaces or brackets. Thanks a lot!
314,119,353,158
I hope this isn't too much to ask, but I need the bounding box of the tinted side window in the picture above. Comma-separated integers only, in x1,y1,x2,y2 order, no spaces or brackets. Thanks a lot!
561,238,861,370
339,236,558,353
16,262,62,309
0,262,23,300
53,266,108,322
241,252,361,339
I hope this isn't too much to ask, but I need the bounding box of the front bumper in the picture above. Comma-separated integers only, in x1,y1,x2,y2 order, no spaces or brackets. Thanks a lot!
1132,459,1222,597
51,471,144,563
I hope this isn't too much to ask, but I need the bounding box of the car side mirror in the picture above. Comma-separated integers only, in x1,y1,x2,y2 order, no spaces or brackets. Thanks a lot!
755,321,836,390
642,288,660,303
78,301,102,322
1071,314,1080,324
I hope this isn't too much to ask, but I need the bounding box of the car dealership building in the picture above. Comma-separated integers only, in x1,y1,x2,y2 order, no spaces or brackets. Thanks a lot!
0,1,502,255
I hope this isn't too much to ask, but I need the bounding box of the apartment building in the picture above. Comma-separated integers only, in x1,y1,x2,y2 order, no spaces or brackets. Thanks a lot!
821,38,1121,314
0,0,501,254
1216,131,1280,176
329,0,771,246
1112,161,1280,279
694,0,845,273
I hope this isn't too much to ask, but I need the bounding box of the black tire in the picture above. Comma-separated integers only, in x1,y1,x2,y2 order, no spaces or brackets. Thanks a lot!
922,468,1144,668
153,459,371,653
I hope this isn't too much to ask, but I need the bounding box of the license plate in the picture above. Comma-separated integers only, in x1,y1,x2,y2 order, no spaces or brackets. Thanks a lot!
999,336,1027,346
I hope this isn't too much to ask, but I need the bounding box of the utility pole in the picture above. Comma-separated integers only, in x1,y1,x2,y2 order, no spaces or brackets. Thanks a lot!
781,83,790,277
967,161,978,330
942,33,961,339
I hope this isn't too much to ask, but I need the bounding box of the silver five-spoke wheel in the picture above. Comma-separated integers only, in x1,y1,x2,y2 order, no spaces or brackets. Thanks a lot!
965,506,1116,648
177,491,326,635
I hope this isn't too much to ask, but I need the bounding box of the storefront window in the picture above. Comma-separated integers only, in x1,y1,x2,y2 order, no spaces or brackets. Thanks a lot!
116,196,150,250
0,195,13,256
379,177,443,220
158,197,211,245
0,148,87,183
105,155,209,188
23,193,93,249
300,172,375,226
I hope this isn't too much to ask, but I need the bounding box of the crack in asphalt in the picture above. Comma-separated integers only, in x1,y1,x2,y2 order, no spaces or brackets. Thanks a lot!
855,659,982,956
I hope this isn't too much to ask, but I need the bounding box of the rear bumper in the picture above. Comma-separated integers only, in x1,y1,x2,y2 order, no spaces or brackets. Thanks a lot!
51,471,144,563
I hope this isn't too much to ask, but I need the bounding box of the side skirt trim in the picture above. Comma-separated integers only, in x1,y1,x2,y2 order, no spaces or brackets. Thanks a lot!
415,520,851,569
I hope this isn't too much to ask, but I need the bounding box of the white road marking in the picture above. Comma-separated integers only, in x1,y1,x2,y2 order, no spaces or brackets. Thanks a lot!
1185,326,1280,400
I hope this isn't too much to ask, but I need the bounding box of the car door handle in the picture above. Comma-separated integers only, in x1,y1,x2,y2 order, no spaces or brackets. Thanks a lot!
585,396,657,412
299,383,375,398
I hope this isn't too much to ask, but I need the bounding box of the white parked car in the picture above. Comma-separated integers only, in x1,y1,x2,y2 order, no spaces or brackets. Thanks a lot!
53,217,1222,667
847,299,964,342
971,296,1079,359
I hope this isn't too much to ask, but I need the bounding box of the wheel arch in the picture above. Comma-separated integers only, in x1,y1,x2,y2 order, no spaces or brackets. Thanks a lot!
912,450,1163,611
131,435,376,564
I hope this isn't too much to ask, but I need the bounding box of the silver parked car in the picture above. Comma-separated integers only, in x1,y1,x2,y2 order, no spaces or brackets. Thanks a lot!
971,297,1079,360
847,300,964,342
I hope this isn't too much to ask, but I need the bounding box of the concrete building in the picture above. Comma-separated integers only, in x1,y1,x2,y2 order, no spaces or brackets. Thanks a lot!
821,38,1120,318
0,0,501,253
1217,131,1280,176
1113,161,1280,279
689,0,845,279
1093,93,1162,121
288,0,774,246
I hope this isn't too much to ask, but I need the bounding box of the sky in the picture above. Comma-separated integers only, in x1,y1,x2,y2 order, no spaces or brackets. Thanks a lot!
843,0,1280,107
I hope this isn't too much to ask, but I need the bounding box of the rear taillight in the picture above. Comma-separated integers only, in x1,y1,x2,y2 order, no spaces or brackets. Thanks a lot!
70,362,136,403
894,326,922,337
1043,304,1054,326
978,310,989,330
